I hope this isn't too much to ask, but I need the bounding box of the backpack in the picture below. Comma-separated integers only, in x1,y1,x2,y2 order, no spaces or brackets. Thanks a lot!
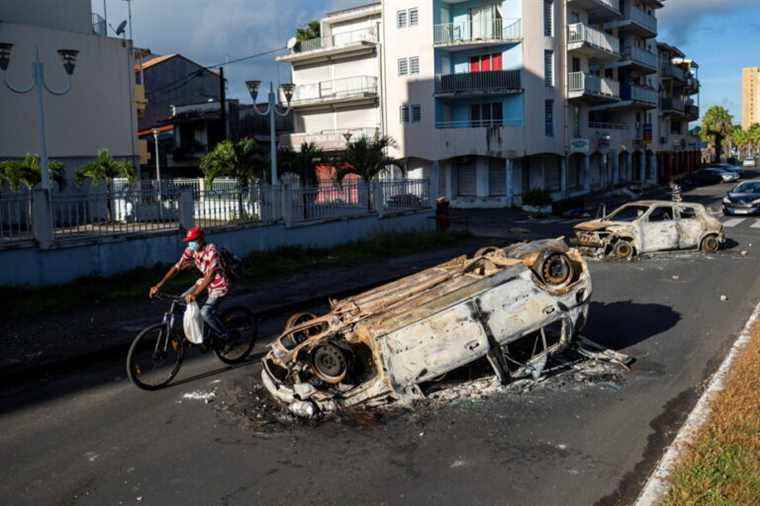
218,247,242,281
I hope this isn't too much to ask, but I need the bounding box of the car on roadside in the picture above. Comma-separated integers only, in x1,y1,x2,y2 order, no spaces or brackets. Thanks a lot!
262,239,592,416
743,158,756,168
574,200,725,259
722,180,760,215
710,163,744,178
691,167,740,185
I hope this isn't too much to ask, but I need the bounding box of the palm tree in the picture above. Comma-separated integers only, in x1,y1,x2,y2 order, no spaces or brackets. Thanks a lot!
278,142,324,187
733,127,749,159
700,106,734,162
75,149,136,222
200,138,264,218
0,154,66,191
336,134,404,211
747,123,760,158
294,20,321,51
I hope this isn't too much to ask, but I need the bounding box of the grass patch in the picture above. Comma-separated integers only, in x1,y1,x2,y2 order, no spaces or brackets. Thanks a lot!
4,231,470,322
662,322,760,506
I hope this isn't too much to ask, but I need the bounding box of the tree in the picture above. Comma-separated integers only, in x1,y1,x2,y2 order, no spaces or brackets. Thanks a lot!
200,138,264,186
732,126,749,159
278,142,324,187
75,149,136,222
700,106,734,162
294,21,321,50
747,123,760,158
0,154,66,191
336,134,404,211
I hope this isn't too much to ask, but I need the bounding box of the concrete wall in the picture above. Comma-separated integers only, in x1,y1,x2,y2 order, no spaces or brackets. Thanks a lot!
0,0,93,35
1,210,434,286
0,22,137,162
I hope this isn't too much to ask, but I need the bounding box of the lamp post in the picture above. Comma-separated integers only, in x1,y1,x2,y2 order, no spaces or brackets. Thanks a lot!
0,43,79,190
152,128,163,219
245,80,294,184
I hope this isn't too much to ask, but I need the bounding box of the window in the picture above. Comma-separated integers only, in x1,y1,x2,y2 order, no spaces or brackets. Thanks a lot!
545,100,554,137
409,56,420,75
470,102,503,127
411,104,421,123
679,207,697,219
400,105,410,123
544,0,554,36
545,50,554,86
649,206,674,222
409,7,419,26
397,10,407,28
398,57,408,76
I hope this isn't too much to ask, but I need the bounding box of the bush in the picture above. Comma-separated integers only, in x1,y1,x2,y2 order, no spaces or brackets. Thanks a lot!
522,188,553,207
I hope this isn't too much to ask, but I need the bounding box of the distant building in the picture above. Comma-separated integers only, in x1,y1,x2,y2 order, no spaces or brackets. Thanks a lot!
0,0,139,176
742,67,760,130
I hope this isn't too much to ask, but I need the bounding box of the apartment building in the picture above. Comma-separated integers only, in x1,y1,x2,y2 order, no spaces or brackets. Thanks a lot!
276,2,383,157
742,67,760,131
277,0,702,207
0,0,139,174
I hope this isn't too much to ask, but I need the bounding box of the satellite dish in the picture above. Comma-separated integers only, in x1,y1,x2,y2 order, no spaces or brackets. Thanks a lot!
115,20,128,36
286,37,298,50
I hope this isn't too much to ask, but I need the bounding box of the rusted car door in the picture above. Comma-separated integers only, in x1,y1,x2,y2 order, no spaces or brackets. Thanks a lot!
640,205,679,252
676,205,703,249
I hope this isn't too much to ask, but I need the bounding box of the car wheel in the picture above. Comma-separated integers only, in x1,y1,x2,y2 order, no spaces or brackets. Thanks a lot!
613,240,635,260
701,235,721,254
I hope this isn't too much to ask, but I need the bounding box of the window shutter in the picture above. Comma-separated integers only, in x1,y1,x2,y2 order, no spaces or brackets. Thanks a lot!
398,57,408,76
409,8,419,26
545,99,554,137
409,56,420,75
492,52,503,71
400,105,409,123
470,56,480,73
457,160,477,196
544,0,554,36
489,159,506,196
411,104,421,123
544,50,554,86
397,10,407,28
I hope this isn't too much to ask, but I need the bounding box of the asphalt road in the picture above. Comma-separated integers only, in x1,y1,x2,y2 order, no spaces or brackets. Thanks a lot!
2,181,759,506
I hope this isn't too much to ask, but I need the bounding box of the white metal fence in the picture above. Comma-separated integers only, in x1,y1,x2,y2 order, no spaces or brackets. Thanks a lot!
0,193,33,242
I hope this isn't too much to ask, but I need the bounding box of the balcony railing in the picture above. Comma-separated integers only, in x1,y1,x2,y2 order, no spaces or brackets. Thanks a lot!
588,121,628,130
434,18,522,46
622,46,657,69
435,119,523,129
629,6,657,34
290,76,378,106
568,23,620,54
283,127,380,151
568,72,620,98
662,63,687,81
685,102,699,119
624,85,658,105
294,27,377,53
435,70,522,94
661,96,685,112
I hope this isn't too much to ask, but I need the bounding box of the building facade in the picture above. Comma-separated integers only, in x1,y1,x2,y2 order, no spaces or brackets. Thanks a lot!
0,0,139,175
742,67,760,131
277,0,703,207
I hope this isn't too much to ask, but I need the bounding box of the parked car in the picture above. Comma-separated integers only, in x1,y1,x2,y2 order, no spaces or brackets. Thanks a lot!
723,180,760,215
691,167,740,185
710,163,744,178
743,158,756,168
574,200,725,259
262,239,592,415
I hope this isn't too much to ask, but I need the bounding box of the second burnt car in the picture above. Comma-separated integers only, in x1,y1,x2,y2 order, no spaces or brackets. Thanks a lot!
574,200,724,259
262,239,592,416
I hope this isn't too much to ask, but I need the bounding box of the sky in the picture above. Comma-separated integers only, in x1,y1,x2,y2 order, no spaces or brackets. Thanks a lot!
92,0,760,124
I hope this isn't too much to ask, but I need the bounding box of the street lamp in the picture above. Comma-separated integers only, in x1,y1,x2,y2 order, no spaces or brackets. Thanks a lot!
0,43,79,190
246,80,294,184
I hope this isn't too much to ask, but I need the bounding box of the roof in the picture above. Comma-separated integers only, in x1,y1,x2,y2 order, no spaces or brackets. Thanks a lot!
656,42,686,58
325,1,381,18
137,124,174,137
137,53,178,71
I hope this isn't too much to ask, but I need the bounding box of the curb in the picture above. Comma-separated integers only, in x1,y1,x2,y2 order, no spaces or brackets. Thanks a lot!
634,299,760,505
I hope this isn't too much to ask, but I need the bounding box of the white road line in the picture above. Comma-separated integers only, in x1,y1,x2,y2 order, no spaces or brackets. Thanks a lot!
722,218,747,228
751,220,760,229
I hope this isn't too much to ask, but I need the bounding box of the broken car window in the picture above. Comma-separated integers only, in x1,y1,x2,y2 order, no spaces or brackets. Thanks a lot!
606,205,649,222
648,206,674,222
679,207,697,219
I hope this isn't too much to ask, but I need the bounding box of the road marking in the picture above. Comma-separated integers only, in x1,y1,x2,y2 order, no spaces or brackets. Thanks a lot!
751,220,760,229
722,218,747,228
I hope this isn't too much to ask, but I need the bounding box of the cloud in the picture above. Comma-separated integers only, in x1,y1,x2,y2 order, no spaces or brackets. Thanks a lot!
658,0,758,45
96,0,369,101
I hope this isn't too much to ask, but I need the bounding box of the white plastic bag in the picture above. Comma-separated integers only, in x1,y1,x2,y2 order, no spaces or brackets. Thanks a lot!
183,301,204,344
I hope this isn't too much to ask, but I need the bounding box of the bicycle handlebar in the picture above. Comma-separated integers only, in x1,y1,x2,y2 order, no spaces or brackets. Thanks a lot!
152,291,187,305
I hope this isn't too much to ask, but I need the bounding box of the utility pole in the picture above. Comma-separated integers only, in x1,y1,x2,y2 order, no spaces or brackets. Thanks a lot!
219,66,227,140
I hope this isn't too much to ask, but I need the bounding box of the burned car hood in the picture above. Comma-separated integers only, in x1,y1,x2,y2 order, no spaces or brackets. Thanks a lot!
574,220,618,232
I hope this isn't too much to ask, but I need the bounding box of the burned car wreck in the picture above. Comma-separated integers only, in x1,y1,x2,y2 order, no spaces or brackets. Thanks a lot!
574,200,725,260
262,239,592,416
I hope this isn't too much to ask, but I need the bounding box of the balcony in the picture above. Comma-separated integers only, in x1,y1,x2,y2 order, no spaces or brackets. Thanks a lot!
661,63,687,82
568,72,620,102
567,23,620,62
588,121,628,130
276,27,377,63
280,127,379,152
614,46,658,73
605,6,657,38
685,101,699,121
622,84,658,108
435,119,522,129
290,76,378,109
434,18,522,50
684,75,700,95
566,0,622,23
661,96,686,116
434,70,522,98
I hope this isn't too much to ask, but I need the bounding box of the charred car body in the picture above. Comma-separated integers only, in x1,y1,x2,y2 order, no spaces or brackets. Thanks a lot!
574,201,724,259
262,239,592,415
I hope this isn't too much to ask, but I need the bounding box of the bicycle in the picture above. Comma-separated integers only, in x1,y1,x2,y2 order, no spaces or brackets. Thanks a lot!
126,292,258,390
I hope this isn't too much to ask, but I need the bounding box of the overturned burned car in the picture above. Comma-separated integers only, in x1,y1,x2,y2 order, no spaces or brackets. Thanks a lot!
262,239,592,416
574,200,725,259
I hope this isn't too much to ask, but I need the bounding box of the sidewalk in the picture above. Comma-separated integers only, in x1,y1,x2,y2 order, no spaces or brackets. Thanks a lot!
0,237,494,378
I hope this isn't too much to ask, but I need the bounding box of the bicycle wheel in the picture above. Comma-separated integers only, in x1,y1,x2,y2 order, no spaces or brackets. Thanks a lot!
127,323,184,390
215,307,257,365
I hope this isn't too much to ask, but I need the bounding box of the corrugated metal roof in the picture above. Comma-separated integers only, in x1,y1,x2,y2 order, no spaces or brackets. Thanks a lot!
134,53,178,72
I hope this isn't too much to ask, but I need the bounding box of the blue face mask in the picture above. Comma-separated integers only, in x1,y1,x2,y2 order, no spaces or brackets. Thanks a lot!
188,241,200,252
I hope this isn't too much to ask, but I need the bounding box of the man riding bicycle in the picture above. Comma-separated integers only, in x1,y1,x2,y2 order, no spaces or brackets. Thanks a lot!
149,226,231,349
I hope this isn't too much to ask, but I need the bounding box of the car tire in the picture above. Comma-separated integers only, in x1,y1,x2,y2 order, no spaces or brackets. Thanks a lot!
701,235,721,254
613,240,635,260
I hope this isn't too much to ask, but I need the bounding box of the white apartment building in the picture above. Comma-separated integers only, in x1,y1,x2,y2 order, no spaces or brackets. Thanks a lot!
278,0,702,207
